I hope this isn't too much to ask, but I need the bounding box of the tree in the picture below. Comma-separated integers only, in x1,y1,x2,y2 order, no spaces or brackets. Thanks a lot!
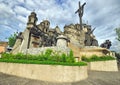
116,27,120,41
8,32,17,47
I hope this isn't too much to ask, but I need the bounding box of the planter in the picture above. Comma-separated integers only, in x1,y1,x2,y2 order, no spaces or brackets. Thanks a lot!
87,60,118,71
0,62,88,82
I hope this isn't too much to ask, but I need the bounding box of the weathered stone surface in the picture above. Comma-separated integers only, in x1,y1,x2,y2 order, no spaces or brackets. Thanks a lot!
68,43,112,61
12,12,62,54
21,46,70,55
64,23,98,47
0,64,120,85
56,35,69,48
0,62,88,82
88,60,118,71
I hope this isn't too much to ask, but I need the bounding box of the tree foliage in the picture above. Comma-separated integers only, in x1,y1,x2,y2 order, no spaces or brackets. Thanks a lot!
8,32,17,47
116,27,120,41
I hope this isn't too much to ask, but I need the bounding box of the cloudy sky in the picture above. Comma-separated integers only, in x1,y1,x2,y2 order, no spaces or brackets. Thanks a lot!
0,0,120,52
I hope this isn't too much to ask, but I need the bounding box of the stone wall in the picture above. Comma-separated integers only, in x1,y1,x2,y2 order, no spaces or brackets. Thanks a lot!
87,60,118,71
68,43,111,61
79,46,111,57
0,62,88,82
21,46,70,55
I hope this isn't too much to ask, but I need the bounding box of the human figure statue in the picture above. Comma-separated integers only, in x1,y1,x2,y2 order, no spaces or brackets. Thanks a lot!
52,31,58,46
75,1,86,30
100,40,112,49
91,35,98,46
84,28,96,46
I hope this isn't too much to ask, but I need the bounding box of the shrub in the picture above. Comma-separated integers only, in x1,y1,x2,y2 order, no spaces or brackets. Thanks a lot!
44,49,53,57
81,55,115,62
81,55,88,61
1,49,75,63
1,52,13,59
61,53,67,62
66,50,75,63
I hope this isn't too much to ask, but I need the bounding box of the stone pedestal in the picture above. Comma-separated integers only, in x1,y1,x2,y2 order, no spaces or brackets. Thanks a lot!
56,35,70,55
56,35,69,48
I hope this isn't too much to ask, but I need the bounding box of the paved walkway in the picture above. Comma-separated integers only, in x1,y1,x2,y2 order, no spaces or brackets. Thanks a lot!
0,65,120,85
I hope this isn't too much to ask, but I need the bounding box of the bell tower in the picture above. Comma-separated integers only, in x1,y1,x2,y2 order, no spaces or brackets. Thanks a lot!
27,12,38,29
19,12,38,53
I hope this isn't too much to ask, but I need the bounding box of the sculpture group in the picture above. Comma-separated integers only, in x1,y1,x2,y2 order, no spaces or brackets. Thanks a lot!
11,1,111,54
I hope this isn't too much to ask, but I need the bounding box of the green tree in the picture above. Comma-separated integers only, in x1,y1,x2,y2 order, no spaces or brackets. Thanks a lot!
8,32,17,47
116,27,120,41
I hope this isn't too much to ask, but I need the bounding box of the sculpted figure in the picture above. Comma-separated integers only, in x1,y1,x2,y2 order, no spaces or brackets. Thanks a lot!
84,28,96,46
91,34,98,46
75,1,86,30
100,40,112,49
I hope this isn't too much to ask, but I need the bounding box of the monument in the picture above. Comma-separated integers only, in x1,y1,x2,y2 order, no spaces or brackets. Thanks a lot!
11,1,112,60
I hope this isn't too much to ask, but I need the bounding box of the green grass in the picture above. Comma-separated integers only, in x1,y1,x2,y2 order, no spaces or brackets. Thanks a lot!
0,59,87,66
81,55,115,62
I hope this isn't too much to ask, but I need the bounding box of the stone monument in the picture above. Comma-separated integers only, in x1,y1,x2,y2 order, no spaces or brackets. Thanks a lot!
11,1,112,60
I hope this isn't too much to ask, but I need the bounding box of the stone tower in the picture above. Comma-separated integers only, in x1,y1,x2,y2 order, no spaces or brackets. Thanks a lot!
19,12,38,53
37,20,50,33
42,20,50,33
27,12,38,29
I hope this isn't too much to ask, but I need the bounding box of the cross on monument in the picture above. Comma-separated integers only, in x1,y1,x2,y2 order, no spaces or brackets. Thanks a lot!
75,1,86,30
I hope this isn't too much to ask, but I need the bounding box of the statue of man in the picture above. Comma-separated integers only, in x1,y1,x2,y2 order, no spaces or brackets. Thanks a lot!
84,28,96,46
100,40,112,49
75,1,86,30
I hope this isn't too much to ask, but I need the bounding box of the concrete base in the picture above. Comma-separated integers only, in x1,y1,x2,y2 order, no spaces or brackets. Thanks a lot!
68,43,112,61
79,46,111,58
0,62,88,82
88,60,118,71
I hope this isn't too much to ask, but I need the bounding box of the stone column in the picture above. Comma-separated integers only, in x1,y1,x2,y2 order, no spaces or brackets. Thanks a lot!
56,35,70,55
56,35,69,48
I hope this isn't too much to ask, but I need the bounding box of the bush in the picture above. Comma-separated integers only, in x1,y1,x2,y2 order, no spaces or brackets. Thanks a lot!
61,53,67,62
66,50,75,63
81,55,89,62
81,55,115,62
1,49,75,63
1,53,14,59
0,50,87,66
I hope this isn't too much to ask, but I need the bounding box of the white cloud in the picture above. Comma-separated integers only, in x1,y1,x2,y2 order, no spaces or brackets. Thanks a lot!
16,15,27,23
13,5,30,16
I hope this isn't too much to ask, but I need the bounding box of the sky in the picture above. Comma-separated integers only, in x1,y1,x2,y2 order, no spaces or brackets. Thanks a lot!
0,0,120,52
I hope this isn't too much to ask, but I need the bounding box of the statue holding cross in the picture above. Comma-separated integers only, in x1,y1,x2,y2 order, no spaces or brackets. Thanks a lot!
75,1,86,30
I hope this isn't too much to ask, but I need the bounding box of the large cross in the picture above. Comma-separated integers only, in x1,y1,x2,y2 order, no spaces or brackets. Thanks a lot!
75,1,86,30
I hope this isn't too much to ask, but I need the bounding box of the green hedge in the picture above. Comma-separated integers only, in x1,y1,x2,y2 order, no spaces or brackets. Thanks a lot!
1,49,75,63
81,55,115,62
0,49,87,66
0,59,87,66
